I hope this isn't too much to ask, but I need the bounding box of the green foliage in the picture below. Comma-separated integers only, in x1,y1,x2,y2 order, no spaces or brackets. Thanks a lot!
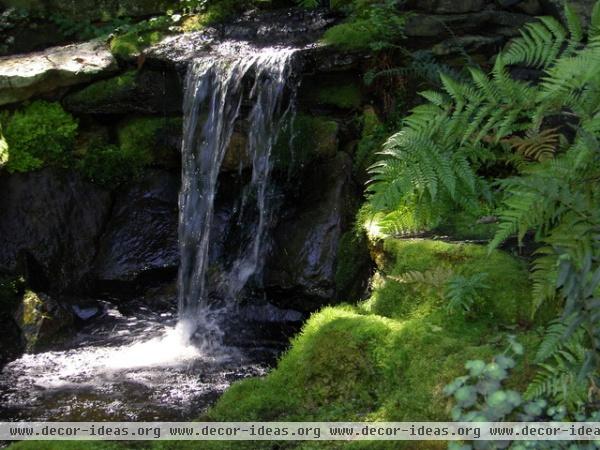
66,70,137,108
445,341,600,449
2,101,78,173
525,328,588,410
0,276,24,314
354,107,391,181
424,4,600,440
110,30,161,57
296,0,320,8
77,143,137,186
322,0,406,51
49,13,133,40
77,116,181,186
444,272,490,314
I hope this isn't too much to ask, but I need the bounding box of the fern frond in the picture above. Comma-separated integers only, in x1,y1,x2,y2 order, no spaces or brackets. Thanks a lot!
504,17,566,68
503,127,561,161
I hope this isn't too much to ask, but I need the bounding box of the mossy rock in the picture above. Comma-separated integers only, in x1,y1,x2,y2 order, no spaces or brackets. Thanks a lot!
117,116,182,168
204,239,539,449
110,29,165,59
2,100,78,173
306,82,362,110
301,74,363,110
14,290,73,352
272,114,339,173
63,69,183,115
370,239,534,325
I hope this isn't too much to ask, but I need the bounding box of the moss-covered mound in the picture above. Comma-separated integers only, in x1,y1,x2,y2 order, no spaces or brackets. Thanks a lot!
159,239,536,450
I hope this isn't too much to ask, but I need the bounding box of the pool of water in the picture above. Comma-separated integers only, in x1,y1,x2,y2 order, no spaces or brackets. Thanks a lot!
0,300,282,422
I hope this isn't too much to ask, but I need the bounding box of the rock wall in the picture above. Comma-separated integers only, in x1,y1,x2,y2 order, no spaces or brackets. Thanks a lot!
0,0,596,361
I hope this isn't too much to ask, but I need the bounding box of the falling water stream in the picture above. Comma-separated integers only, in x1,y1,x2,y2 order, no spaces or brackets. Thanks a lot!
0,45,298,422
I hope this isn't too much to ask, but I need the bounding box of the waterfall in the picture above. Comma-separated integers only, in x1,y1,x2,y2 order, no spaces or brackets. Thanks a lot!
177,47,296,348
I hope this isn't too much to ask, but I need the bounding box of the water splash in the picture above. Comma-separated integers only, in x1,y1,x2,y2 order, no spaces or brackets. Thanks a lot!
178,47,297,347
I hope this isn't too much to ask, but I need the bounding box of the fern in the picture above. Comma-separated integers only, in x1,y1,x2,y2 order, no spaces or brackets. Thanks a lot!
526,330,588,410
444,272,490,313
503,127,561,162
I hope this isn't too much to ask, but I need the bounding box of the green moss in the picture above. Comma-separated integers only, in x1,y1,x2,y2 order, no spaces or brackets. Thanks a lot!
371,239,534,325
110,29,165,58
273,114,339,172
76,116,181,185
2,101,78,173
308,82,363,110
200,239,538,450
432,210,498,241
9,442,129,450
320,0,407,51
66,71,137,107
117,116,182,166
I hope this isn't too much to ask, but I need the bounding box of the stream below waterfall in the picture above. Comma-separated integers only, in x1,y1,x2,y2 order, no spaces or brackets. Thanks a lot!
0,296,286,422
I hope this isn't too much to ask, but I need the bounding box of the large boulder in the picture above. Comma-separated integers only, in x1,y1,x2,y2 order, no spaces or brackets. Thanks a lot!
0,40,118,106
0,169,111,293
93,170,179,295
265,152,359,311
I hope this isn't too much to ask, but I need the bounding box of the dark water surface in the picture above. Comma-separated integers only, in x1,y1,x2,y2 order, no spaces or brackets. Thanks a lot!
0,299,281,422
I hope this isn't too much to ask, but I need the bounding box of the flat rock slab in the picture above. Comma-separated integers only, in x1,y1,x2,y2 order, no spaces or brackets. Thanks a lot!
0,40,118,106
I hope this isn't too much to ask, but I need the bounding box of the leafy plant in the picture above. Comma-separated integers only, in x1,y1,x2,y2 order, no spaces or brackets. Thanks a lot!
322,0,407,51
3,101,78,173
371,2,600,430
390,269,490,314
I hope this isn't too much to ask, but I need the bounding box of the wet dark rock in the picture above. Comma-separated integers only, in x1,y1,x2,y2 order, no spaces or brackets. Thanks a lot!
431,35,504,56
406,0,487,13
93,170,179,296
404,10,533,38
63,69,183,115
540,0,596,25
265,152,359,312
144,8,337,70
0,315,22,368
221,8,336,45
0,169,111,293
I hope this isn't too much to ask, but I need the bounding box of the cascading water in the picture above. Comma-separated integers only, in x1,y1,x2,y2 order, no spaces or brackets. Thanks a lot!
177,46,297,349
0,44,299,422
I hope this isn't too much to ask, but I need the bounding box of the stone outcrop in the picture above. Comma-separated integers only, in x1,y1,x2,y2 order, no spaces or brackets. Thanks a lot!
0,40,118,106
93,170,179,294
0,169,112,293
265,152,358,311
63,69,183,115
